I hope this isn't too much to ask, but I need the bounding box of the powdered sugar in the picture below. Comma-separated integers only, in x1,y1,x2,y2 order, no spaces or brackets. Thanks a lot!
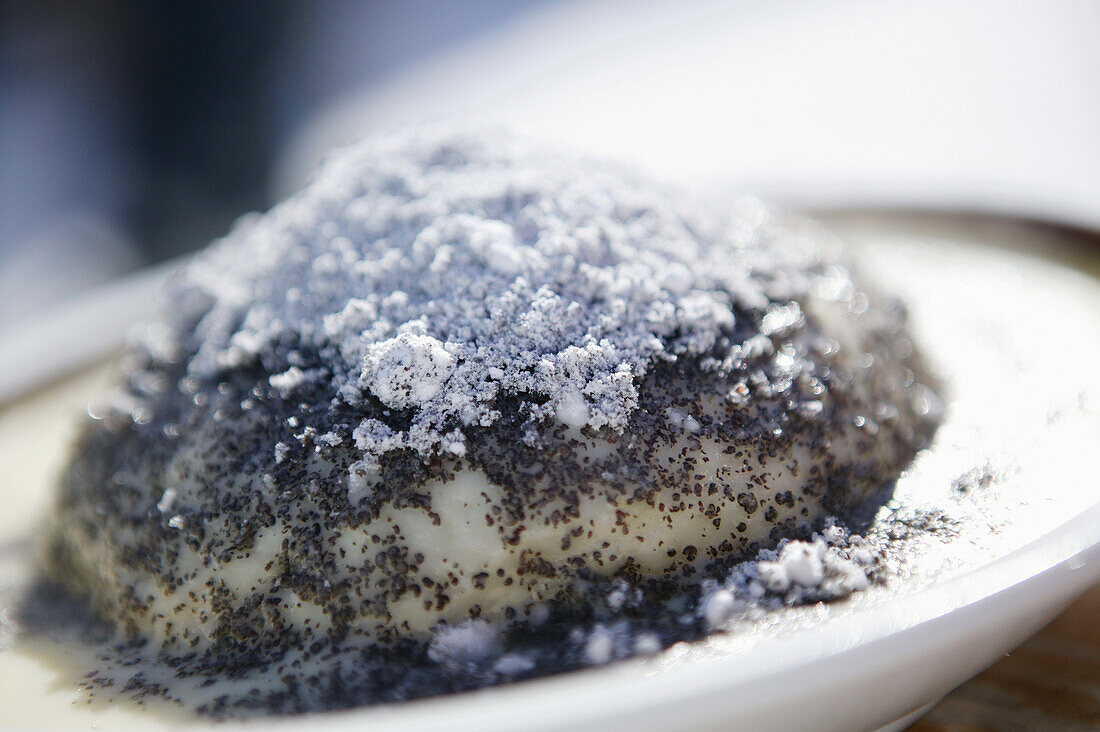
584,625,616,665
701,589,736,628
427,620,499,671
361,333,455,410
159,128,825,464
700,519,882,620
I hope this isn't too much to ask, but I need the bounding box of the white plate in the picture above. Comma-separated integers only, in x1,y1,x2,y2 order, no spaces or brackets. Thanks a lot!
1,213,1098,731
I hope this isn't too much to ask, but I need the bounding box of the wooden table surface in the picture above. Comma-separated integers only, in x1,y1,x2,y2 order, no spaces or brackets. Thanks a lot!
911,583,1100,731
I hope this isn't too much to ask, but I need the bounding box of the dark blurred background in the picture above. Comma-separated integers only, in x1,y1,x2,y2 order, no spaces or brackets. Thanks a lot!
0,0,546,326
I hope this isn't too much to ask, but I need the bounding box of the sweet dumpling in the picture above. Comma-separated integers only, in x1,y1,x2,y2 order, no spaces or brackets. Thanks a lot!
43,130,937,663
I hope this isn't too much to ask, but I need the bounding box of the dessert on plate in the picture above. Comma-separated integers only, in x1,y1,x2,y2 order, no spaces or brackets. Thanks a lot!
39,129,938,713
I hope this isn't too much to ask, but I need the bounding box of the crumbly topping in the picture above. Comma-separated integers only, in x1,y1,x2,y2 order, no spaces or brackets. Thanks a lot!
362,333,455,411
165,129,827,463
36,128,942,718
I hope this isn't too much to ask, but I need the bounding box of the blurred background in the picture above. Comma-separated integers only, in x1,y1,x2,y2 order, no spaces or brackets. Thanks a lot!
0,0,545,327
2,0,1098,332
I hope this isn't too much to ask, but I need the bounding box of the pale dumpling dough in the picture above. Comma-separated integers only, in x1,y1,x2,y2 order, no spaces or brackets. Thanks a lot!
44,130,937,660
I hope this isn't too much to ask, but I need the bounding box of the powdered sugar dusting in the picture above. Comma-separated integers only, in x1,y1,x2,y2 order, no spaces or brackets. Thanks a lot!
699,518,886,620
362,333,455,410
427,620,499,671
161,129,822,463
